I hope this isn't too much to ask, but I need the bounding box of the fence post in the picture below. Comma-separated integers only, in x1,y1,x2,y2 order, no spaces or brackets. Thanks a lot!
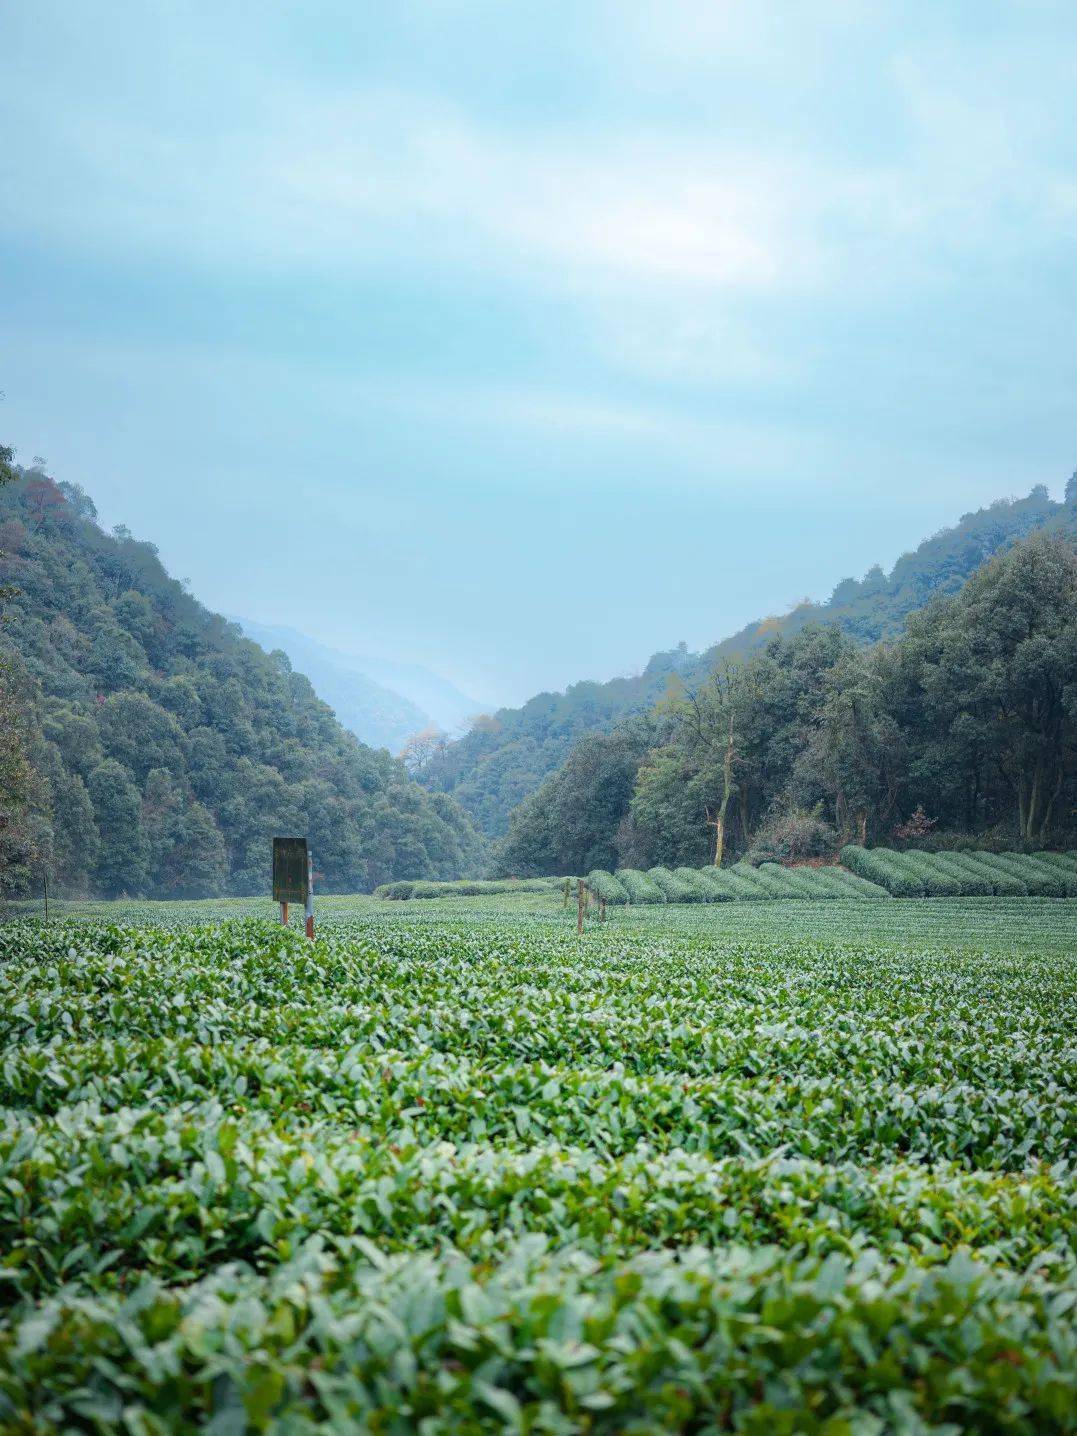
577,878,585,934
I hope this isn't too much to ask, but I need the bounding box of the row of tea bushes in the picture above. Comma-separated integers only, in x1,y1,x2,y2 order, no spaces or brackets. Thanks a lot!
842,846,1077,899
375,877,566,900
586,864,890,904
381,851,1077,905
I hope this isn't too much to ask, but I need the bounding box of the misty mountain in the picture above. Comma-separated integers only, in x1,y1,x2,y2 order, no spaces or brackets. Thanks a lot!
232,621,482,752
0,459,485,897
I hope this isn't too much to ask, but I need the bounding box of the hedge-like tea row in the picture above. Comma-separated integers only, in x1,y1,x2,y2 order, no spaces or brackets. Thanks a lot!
615,868,666,903
842,847,1077,899
374,850,1077,908
608,863,890,904
586,870,629,904
647,866,693,901
376,877,565,900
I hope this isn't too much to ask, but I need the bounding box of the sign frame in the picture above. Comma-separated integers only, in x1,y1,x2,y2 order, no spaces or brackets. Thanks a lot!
272,837,309,905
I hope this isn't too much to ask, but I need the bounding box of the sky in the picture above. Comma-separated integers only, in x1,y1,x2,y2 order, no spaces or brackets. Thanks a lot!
1,1,1075,708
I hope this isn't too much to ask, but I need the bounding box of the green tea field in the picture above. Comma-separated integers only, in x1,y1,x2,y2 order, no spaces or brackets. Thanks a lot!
1,894,1074,1431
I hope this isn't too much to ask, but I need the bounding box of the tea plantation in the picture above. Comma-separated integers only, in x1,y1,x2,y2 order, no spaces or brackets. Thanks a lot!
0,894,1074,1431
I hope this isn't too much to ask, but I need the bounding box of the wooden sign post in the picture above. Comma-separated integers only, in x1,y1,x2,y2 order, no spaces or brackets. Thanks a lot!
273,837,314,938
305,847,315,940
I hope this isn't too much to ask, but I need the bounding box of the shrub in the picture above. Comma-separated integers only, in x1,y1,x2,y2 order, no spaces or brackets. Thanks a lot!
698,865,758,900
891,805,938,845
897,851,967,897
804,866,867,899
374,880,417,900
753,863,811,898
674,867,722,902
953,853,1030,897
1020,855,1077,897
587,870,629,905
840,847,925,897
377,878,568,901
1036,851,1077,878
648,867,693,903
985,853,1067,898
727,862,786,898
746,806,837,865
828,866,892,898
616,869,666,904
762,864,843,899
927,853,995,897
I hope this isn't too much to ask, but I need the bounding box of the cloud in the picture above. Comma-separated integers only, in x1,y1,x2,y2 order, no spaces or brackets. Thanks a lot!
4,1,1075,323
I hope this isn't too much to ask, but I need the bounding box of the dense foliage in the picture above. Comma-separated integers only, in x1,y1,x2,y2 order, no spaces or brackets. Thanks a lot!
498,534,1077,875
0,458,484,898
426,484,1077,838
0,896,1073,1428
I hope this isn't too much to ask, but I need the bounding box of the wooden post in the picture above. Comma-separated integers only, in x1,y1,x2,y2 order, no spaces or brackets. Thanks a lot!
43,870,48,923
305,850,315,940
280,901,289,926
577,878,585,934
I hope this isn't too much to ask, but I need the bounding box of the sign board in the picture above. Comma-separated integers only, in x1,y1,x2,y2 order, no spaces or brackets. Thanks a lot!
272,837,309,904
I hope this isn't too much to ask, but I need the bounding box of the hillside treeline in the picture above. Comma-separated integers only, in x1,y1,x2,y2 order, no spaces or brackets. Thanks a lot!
494,532,1077,877
425,483,1077,837
0,450,485,898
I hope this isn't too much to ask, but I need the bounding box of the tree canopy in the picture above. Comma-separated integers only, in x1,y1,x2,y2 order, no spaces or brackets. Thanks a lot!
493,534,1077,874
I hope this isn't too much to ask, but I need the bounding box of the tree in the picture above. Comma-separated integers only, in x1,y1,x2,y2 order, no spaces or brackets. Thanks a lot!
0,670,44,895
399,725,447,776
902,534,1077,843
99,692,187,784
39,746,99,894
87,759,149,895
792,649,904,844
23,475,68,532
493,721,655,876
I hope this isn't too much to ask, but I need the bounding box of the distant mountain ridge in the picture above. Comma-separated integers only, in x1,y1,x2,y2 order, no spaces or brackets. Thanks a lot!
233,619,482,752
420,482,1077,836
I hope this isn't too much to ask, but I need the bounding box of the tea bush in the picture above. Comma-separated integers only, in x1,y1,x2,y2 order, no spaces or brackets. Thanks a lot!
585,869,629,904
646,866,693,902
0,897,1073,1430
613,868,666,903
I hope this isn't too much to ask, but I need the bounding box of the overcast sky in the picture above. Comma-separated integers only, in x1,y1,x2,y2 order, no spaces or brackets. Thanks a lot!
2,1,1075,706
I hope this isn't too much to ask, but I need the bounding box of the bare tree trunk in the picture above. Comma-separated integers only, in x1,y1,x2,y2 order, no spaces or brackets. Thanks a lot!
710,716,735,866
1027,763,1043,844
1038,765,1063,844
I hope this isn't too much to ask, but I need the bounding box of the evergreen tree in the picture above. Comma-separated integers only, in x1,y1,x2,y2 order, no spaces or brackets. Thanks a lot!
87,759,149,896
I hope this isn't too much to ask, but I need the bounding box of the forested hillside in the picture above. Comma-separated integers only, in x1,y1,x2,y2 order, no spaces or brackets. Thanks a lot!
423,482,1077,836
494,529,1077,877
0,451,485,898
